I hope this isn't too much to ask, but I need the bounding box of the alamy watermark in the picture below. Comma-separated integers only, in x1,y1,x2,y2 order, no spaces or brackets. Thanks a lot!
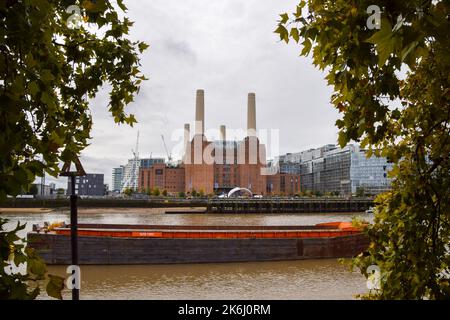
366,5,426,30
366,265,382,291
66,5,83,29
66,265,81,290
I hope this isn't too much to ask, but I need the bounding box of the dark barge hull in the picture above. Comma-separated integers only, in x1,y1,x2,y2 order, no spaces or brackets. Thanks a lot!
27,227,369,265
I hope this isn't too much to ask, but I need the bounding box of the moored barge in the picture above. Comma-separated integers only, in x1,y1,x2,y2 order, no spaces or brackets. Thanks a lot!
27,222,369,265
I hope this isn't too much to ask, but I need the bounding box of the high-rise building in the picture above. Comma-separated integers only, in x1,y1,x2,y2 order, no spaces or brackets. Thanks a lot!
121,158,140,191
278,144,393,196
112,166,124,192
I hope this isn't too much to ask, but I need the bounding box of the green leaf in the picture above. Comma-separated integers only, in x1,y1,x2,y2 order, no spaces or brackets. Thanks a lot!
274,25,289,43
50,131,65,145
24,53,37,68
46,275,65,300
290,28,300,43
391,109,401,120
40,69,55,83
280,13,289,24
138,42,149,53
366,18,394,67
338,131,348,148
295,2,305,18
401,41,419,65
300,38,312,56
116,0,127,11
28,81,39,97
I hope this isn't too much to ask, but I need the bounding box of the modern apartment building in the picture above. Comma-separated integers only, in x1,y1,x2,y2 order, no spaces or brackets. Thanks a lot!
67,173,105,196
278,144,393,196
112,166,124,192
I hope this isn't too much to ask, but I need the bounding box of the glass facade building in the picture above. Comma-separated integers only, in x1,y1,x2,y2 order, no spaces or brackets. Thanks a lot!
277,144,393,196
140,158,165,168
112,166,124,192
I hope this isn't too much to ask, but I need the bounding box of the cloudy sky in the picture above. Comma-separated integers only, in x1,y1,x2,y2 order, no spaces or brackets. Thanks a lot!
47,0,341,188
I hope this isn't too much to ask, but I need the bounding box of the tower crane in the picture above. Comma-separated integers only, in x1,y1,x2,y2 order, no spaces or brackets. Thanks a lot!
161,134,172,163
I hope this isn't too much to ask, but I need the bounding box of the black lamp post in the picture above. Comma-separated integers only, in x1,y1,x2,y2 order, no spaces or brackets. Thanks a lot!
60,155,86,300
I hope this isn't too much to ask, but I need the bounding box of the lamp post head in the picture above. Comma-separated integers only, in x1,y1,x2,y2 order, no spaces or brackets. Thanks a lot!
59,155,86,177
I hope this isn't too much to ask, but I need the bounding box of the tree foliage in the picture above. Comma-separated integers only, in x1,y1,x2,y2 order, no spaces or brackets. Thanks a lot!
276,0,450,299
0,218,64,299
28,184,38,196
356,186,365,198
0,0,148,200
1,0,147,299
123,187,133,196
152,187,160,197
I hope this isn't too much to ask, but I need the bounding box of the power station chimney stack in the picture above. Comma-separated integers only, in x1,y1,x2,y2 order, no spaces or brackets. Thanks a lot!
184,123,190,146
183,123,191,164
195,89,205,136
220,125,226,141
247,93,256,137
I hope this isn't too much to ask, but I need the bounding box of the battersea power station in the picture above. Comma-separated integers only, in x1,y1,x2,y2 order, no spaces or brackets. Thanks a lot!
138,90,301,196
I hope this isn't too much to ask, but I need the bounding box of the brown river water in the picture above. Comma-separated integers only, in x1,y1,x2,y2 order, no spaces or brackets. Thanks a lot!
1,208,372,300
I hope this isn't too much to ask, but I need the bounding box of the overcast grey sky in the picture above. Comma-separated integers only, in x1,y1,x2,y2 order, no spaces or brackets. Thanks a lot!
48,0,341,188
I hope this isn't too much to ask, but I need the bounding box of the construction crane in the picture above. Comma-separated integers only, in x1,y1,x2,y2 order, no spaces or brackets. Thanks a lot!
121,131,140,192
161,134,172,163
132,130,139,159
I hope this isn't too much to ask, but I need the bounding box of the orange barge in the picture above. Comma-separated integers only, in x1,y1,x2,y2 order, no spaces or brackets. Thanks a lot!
27,222,369,265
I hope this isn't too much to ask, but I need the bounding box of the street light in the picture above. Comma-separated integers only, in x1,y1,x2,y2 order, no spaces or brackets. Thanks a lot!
60,155,86,300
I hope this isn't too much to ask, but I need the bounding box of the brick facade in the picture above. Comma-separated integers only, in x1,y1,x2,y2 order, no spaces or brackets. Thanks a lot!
139,163,185,194
137,90,301,196
138,136,301,196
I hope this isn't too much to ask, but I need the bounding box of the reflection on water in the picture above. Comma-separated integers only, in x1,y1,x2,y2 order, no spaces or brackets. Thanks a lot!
1,208,371,300
46,259,366,300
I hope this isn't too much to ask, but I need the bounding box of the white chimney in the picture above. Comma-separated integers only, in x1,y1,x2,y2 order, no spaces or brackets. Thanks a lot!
184,123,190,146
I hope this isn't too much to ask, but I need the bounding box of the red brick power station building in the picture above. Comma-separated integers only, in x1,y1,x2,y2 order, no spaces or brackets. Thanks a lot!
138,90,301,196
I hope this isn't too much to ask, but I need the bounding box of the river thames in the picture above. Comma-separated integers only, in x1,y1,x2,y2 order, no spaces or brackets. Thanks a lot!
1,208,372,299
